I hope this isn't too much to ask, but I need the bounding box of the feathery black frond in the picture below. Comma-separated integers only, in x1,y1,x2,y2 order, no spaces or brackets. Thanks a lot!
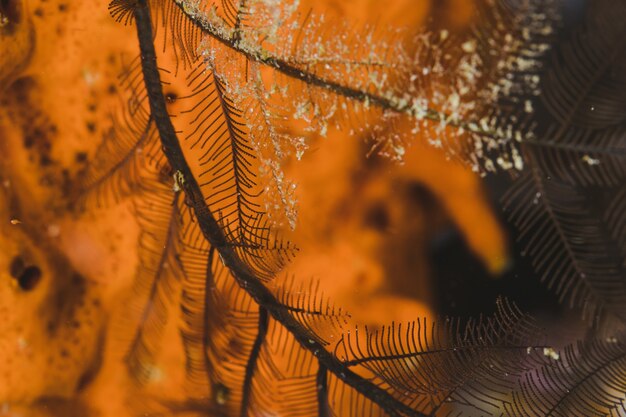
506,335,626,417
109,0,139,26
170,0,558,172
335,299,547,416
91,0,626,416
503,171,626,324
173,60,296,279
500,0,626,331
124,172,183,384
273,276,350,345
605,186,626,266
541,0,626,131
77,58,166,207
518,0,626,186
524,123,626,187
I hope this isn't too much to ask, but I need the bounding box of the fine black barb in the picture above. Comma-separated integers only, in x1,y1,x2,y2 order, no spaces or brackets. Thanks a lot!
506,336,626,417
240,307,268,417
132,2,429,415
125,189,182,383
500,0,626,323
502,153,626,325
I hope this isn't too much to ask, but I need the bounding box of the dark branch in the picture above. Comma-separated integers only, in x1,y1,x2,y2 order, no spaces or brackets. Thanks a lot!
240,307,268,417
316,365,330,417
203,247,217,394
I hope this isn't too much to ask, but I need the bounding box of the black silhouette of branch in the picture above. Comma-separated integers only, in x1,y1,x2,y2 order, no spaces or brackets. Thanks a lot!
133,2,428,415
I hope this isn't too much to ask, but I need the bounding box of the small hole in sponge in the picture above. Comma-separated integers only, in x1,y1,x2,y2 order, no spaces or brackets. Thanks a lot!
17,266,42,291
10,257,43,291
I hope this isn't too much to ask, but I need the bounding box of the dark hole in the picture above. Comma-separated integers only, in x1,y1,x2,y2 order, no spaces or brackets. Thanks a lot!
0,0,20,24
165,92,178,103
75,151,88,163
363,202,390,231
17,266,42,291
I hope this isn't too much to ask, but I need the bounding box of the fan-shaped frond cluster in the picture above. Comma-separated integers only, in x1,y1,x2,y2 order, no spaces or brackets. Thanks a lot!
507,335,626,417
85,0,626,415
335,299,548,416
77,58,163,207
503,172,626,324
176,0,558,175
503,0,626,326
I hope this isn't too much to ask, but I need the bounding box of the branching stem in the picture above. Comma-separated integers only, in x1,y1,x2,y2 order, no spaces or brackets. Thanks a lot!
173,0,625,157
240,307,268,417
133,1,427,416
171,0,488,135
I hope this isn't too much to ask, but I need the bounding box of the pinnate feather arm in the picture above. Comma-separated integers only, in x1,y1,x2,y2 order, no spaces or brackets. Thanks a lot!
168,0,626,161
132,1,428,415
168,0,500,140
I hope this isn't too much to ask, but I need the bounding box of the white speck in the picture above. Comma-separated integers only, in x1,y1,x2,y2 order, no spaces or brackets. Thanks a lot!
47,224,61,238
497,157,513,170
17,337,28,351
82,68,100,87
461,40,477,53
582,155,600,166
543,347,560,360
147,364,164,382
512,148,524,170
532,192,542,205
524,100,534,113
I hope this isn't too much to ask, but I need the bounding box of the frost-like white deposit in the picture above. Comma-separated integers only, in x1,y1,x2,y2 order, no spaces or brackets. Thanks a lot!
177,0,555,224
